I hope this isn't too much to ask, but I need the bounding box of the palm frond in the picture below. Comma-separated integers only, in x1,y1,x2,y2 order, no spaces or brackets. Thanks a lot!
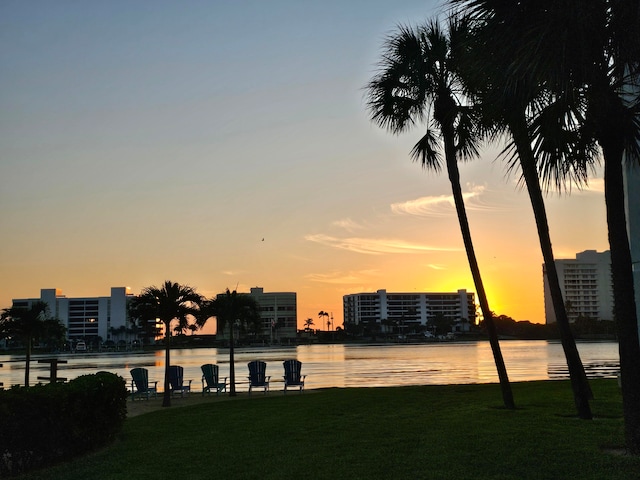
410,128,442,172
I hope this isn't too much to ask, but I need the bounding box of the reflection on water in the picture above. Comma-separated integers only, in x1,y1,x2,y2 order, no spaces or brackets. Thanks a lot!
0,340,620,391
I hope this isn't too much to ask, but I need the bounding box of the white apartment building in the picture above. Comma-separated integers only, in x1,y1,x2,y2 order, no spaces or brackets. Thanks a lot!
216,287,297,341
343,289,476,333
12,287,134,342
543,250,613,323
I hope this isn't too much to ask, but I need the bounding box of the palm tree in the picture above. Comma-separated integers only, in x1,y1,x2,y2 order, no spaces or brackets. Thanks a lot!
318,311,329,331
365,17,514,409
448,9,594,419
452,0,640,445
304,318,315,332
128,281,202,407
197,289,261,396
0,301,65,386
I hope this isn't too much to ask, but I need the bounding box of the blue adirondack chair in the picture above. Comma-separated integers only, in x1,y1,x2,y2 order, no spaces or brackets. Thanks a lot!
248,360,270,394
283,359,306,393
168,365,192,397
201,363,227,396
130,367,158,400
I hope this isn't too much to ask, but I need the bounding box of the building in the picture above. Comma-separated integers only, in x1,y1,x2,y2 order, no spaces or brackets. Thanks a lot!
543,250,613,324
624,160,640,338
216,287,298,342
343,289,476,333
12,287,134,343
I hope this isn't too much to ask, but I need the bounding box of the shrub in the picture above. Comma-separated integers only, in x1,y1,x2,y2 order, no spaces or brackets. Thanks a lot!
0,372,128,476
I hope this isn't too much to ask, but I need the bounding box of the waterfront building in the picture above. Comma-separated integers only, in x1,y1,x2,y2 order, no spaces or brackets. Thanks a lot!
624,160,640,338
343,289,476,334
543,250,613,324
11,287,134,343
216,287,297,342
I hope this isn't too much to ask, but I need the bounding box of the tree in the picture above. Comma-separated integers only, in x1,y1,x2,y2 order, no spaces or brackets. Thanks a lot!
304,318,315,332
0,301,65,386
453,0,640,445
318,311,329,331
128,281,202,407
197,289,261,396
449,5,594,419
365,16,515,409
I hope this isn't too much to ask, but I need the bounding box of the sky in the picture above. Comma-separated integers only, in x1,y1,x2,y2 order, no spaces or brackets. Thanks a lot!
0,0,610,333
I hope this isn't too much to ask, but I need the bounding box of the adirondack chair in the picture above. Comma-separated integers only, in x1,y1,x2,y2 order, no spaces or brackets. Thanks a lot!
283,359,306,393
201,363,227,396
168,365,192,397
247,360,270,394
130,367,158,400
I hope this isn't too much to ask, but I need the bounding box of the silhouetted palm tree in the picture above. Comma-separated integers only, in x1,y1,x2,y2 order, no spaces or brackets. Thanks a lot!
198,289,261,396
365,16,514,409
453,0,640,446
0,301,65,386
449,6,594,419
128,281,202,407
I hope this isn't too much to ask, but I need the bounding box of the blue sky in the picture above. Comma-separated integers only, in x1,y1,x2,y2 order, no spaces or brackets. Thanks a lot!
0,1,609,330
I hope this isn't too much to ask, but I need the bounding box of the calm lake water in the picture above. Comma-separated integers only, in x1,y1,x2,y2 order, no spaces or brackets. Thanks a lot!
0,340,620,391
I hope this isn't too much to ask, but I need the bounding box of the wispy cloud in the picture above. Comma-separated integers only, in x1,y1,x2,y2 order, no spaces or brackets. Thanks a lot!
427,263,446,270
582,177,604,193
305,269,380,284
390,184,510,217
332,218,364,231
304,234,460,255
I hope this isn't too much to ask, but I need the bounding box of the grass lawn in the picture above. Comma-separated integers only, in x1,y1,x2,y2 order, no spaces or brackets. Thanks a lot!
16,379,640,479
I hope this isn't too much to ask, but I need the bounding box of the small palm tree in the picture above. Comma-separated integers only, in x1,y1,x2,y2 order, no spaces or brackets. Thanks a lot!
198,289,261,396
0,301,65,386
128,281,202,407
304,318,314,332
365,16,514,409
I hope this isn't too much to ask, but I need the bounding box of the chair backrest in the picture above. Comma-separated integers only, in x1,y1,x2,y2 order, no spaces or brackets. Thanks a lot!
168,365,184,390
283,360,302,383
201,363,219,387
130,367,149,392
248,360,267,385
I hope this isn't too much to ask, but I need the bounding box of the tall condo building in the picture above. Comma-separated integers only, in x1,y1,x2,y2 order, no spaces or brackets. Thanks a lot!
343,289,476,333
543,250,613,324
11,287,134,341
215,287,297,341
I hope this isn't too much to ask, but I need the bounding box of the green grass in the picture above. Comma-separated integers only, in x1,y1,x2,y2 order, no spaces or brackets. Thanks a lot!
16,380,640,480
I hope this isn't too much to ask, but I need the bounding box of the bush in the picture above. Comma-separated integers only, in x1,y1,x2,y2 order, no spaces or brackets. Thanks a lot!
0,372,128,476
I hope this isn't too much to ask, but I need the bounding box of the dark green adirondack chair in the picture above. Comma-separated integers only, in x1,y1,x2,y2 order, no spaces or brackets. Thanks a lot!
201,363,227,396
130,367,157,400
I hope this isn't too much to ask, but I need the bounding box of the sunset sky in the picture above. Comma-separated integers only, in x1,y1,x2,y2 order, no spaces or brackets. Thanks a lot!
0,1,610,333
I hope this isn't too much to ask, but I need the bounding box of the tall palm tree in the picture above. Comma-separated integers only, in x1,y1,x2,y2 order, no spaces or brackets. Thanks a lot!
365,17,514,409
128,281,202,407
197,289,261,396
318,311,329,331
453,0,640,437
0,301,65,386
449,10,594,419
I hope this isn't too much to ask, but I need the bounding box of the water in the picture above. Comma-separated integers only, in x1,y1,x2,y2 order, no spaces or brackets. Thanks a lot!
0,340,620,392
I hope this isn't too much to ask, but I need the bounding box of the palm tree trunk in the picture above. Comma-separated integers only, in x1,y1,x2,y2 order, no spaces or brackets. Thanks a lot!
25,336,32,387
510,116,592,419
162,324,171,407
229,323,236,396
443,127,515,409
603,143,640,453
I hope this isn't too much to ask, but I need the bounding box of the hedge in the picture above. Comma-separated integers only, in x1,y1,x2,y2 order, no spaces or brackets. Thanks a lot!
0,371,128,476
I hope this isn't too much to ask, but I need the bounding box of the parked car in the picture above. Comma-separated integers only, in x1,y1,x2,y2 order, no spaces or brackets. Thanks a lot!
75,341,87,352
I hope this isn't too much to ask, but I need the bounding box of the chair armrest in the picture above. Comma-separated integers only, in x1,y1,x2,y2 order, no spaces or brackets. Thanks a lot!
266,376,271,382
186,379,192,387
